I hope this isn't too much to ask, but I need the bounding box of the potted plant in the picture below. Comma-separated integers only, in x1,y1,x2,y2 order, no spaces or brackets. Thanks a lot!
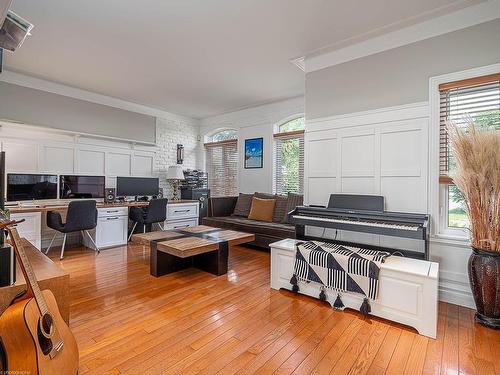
447,120,500,329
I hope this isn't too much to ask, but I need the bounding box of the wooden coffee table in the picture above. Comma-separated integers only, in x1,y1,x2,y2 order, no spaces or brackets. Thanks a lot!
131,225,255,277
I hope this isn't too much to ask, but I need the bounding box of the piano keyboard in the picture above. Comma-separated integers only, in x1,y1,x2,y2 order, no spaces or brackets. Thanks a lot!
291,215,420,231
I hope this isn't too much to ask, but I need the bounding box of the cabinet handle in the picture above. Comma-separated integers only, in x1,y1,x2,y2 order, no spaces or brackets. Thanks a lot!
106,217,119,220
106,210,119,213
173,225,189,228
174,209,190,213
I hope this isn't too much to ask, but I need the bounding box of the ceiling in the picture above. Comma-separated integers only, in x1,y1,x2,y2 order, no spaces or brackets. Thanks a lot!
4,0,483,119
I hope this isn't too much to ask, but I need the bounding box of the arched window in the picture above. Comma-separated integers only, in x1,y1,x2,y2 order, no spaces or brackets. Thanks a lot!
204,129,238,196
207,129,238,143
273,117,305,195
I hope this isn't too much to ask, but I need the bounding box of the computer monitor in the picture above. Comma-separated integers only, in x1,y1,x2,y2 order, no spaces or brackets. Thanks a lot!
59,175,105,199
7,173,58,201
116,176,159,197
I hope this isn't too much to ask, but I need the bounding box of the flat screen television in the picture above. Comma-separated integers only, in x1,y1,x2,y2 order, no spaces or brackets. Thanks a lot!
116,176,159,197
7,173,58,201
59,175,105,199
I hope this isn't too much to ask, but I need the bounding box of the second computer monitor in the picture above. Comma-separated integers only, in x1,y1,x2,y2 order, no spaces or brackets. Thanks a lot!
116,176,159,197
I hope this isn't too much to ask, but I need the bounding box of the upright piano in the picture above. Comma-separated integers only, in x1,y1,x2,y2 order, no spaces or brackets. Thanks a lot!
288,194,430,260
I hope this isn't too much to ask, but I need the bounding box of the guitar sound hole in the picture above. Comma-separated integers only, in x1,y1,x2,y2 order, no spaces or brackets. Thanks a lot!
41,313,54,336
37,320,53,355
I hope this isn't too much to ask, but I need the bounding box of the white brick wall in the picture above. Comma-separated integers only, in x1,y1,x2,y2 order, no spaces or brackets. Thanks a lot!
155,117,202,197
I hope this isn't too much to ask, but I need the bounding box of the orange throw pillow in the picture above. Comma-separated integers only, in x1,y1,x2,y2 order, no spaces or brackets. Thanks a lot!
248,197,276,222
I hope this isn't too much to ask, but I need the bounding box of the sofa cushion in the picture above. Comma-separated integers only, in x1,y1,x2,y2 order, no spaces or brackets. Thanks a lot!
255,192,288,224
203,216,295,238
232,193,253,217
248,197,276,222
282,193,304,223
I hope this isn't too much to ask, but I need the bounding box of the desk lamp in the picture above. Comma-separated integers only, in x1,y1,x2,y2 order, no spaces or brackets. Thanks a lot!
167,165,185,201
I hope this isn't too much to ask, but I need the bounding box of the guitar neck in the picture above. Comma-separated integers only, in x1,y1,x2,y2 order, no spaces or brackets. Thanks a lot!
8,227,49,316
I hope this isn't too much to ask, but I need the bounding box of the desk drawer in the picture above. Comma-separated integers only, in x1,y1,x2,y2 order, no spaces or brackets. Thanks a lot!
164,218,198,230
98,207,128,218
167,203,198,220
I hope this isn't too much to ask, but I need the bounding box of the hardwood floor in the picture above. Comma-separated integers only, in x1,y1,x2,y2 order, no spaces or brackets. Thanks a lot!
48,243,499,375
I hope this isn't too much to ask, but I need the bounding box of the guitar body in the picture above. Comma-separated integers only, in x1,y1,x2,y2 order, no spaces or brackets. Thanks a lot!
0,290,79,375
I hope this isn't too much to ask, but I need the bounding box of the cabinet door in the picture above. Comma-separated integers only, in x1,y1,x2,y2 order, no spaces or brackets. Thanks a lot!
10,212,42,250
96,216,128,248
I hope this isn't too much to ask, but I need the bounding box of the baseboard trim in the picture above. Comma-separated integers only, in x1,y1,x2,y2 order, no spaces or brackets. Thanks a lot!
439,285,475,309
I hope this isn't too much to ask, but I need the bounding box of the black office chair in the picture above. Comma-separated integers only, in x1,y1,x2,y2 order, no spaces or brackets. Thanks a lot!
45,200,99,259
128,198,168,241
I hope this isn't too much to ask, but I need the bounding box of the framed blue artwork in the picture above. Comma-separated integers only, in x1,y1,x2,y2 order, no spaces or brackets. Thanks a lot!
244,137,263,169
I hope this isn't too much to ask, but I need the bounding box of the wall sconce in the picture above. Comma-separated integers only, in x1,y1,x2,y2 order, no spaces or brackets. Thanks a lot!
177,144,184,164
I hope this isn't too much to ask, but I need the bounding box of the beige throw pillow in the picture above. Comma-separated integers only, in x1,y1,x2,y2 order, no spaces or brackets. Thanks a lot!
248,197,276,222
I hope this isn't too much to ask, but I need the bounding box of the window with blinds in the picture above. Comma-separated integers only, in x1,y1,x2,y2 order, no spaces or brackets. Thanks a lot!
439,73,500,183
205,139,238,197
273,117,305,195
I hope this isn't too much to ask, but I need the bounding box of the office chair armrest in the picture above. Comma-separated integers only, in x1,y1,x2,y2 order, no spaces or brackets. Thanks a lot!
47,211,64,231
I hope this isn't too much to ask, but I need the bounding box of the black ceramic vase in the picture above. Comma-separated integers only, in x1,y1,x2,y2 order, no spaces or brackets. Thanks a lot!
468,247,500,329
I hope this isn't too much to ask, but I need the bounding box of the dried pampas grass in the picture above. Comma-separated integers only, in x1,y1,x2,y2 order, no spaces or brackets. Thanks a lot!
447,120,500,252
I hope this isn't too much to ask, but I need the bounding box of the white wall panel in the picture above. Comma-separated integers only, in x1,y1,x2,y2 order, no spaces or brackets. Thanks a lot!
107,152,131,176
133,153,154,176
308,177,336,206
381,128,422,177
341,177,375,194
307,138,337,177
78,149,105,174
341,133,375,177
43,146,74,173
381,177,426,213
2,140,39,172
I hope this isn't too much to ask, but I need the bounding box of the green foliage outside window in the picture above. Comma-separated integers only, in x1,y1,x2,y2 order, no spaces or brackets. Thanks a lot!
280,138,300,194
447,109,499,228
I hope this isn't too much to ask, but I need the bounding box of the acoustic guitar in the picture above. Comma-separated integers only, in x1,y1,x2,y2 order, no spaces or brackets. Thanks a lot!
0,218,79,374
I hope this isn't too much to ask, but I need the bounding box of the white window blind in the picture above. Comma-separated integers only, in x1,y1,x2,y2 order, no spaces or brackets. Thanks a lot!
205,139,238,197
439,73,500,183
274,130,304,195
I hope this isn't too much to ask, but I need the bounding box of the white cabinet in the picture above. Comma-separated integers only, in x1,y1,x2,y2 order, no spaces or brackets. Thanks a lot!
95,216,128,248
84,207,128,250
165,202,199,229
10,212,42,250
270,239,439,338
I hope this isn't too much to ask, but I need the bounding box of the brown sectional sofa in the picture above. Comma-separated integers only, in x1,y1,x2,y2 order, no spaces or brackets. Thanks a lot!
202,194,301,248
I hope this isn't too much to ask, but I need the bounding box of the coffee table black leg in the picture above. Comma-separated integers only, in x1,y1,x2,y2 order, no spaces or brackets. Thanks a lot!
193,242,229,276
150,242,191,277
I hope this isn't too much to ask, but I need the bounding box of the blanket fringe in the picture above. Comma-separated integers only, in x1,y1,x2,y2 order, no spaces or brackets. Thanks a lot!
290,274,299,293
333,294,345,310
319,287,326,302
360,298,371,316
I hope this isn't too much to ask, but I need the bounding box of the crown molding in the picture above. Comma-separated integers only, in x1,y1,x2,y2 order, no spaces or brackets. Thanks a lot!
0,69,198,124
290,56,305,72
305,0,500,73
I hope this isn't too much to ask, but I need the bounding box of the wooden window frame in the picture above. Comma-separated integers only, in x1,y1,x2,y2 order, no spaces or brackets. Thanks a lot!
430,66,500,239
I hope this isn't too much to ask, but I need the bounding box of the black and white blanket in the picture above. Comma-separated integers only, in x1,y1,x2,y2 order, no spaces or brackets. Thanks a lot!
293,241,390,300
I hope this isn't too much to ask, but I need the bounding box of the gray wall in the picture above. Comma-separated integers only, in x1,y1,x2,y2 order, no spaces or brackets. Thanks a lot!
306,19,500,119
0,82,156,143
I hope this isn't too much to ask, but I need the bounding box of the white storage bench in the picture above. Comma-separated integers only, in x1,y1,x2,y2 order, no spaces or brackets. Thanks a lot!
270,239,439,338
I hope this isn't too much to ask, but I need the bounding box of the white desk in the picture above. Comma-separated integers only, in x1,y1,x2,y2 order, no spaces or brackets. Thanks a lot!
8,200,199,250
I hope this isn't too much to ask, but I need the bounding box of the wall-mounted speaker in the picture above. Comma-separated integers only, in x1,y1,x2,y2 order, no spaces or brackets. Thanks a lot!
104,188,115,203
